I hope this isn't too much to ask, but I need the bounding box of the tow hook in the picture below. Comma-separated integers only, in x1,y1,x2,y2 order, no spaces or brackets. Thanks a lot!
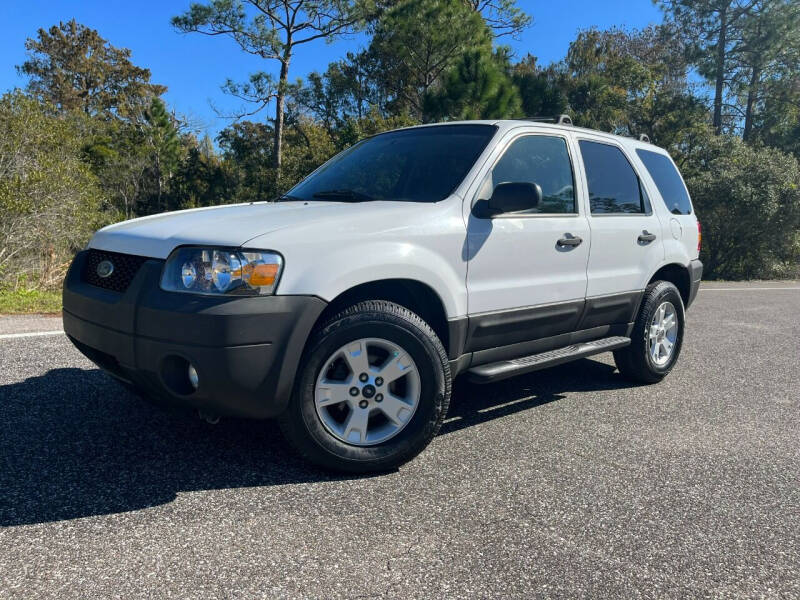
198,410,220,425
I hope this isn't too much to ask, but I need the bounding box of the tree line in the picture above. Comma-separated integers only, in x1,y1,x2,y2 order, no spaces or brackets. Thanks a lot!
2,0,799,290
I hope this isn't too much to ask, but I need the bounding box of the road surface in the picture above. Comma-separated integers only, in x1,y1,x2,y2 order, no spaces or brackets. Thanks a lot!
1,282,798,598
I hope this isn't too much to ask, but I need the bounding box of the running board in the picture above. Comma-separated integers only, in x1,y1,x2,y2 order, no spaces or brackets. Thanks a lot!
467,336,631,384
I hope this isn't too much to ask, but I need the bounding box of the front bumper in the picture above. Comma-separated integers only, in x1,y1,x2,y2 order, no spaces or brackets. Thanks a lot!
62,250,326,418
686,258,703,308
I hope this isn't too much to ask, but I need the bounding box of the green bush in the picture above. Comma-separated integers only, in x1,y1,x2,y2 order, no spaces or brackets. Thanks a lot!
679,132,800,279
0,91,112,290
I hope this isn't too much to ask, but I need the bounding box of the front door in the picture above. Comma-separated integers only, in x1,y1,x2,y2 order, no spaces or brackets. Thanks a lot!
464,132,591,352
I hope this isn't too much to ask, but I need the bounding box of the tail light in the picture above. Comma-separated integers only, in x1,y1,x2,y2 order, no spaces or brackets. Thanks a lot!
697,221,702,253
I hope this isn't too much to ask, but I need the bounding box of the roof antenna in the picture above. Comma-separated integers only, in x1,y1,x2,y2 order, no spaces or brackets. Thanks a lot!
638,133,651,143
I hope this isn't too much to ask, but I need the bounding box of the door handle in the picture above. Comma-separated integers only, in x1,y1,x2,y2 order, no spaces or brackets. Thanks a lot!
638,231,657,243
557,235,583,247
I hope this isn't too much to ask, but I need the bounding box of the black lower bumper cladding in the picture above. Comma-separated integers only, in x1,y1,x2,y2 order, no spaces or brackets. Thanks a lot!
62,250,326,418
687,258,703,308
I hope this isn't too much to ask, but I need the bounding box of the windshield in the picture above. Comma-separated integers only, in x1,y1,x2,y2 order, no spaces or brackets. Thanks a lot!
287,124,497,203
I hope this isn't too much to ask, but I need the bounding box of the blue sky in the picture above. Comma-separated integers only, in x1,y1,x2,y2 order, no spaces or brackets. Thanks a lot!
1,0,664,138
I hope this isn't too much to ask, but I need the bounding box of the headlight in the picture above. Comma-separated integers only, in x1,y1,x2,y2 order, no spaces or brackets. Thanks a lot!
160,247,283,296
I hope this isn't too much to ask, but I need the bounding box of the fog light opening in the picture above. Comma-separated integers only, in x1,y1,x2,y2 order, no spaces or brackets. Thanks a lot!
161,355,197,396
198,409,220,425
188,364,199,390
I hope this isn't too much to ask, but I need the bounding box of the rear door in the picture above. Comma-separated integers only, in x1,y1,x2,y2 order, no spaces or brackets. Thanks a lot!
464,130,590,352
575,138,664,326
634,147,700,262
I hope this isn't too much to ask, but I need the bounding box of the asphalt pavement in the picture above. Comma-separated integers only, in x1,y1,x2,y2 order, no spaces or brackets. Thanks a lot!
1,282,798,598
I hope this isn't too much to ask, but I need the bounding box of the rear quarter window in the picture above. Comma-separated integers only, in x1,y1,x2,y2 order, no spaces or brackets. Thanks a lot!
636,149,693,215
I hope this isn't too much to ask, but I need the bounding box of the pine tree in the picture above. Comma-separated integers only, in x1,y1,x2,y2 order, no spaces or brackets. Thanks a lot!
18,19,166,119
657,0,754,134
423,49,521,121
145,98,181,210
368,0,492,119
172,0,368,178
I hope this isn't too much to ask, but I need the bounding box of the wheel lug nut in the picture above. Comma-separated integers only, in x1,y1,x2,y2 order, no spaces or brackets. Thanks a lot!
375,377,383,386
375,394,383,403
349,387,359,397
358,400,369,409
359,373,369,382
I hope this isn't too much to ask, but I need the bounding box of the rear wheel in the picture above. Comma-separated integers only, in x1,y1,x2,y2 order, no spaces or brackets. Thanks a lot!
614,281,685,383
278,300,450,472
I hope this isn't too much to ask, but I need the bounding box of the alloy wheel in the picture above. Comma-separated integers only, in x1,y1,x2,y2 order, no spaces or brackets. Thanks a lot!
314,338,421,446
648,301,678,366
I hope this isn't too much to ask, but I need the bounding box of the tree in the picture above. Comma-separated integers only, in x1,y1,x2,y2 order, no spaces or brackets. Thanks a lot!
294,51,388,131
217,117,337,197
172,0,369,177
173,142,230,209
730,0,800,140
367,0,492,119
79,107,188,218
375,0,530,38
512,55,569,119
145,98,182,210
753,71,800,157
560,28,642,129
332,106,419,149
82,121,153,218
218,120,277,201
657,0,756,135
424,49,521,121
461,0,531,38
280,116,337,187
555,26,707,146
17,19,166,119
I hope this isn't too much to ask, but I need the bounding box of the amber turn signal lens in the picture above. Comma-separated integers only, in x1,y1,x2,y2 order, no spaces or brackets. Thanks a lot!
246,263,279,286
697,221,702,253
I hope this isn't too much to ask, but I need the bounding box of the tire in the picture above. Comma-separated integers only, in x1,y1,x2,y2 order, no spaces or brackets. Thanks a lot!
278,300,451,473
614,281,685,384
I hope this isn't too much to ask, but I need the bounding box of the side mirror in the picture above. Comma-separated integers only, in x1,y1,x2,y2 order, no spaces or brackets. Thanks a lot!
487,182,542,215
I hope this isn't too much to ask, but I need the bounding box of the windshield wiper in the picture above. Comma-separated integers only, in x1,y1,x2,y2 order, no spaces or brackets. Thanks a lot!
312,189,374,202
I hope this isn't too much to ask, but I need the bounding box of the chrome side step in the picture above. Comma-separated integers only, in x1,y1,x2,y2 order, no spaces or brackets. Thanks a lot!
466,336,631,384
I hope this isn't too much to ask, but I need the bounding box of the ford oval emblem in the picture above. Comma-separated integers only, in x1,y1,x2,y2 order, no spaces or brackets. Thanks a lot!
96,260,114,279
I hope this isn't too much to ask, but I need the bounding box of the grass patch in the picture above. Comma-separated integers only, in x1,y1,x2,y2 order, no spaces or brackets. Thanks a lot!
0,289,62,314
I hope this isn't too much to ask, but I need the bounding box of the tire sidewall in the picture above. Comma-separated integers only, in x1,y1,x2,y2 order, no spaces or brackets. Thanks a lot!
640,283,685,376
293,311,447,468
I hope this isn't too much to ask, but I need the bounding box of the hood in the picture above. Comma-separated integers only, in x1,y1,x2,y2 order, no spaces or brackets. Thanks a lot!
88,200,441,259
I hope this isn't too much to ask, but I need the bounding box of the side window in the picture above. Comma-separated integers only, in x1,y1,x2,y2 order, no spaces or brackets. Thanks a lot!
478,135,576,214
636,149,693,215
579,140,647,214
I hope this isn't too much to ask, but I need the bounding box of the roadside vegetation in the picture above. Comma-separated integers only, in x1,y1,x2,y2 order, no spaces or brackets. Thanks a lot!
2,0,799,313
0,289,61,314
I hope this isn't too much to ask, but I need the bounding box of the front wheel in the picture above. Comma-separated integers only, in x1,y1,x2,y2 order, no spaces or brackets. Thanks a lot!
614,281,685,384
278,300,451,473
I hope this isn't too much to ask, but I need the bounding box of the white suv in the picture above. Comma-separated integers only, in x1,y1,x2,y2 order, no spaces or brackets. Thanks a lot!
63,119,702,472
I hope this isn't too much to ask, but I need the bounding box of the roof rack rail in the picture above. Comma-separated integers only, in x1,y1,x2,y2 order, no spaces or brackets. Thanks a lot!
524,114,573,125
638,133,651,143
